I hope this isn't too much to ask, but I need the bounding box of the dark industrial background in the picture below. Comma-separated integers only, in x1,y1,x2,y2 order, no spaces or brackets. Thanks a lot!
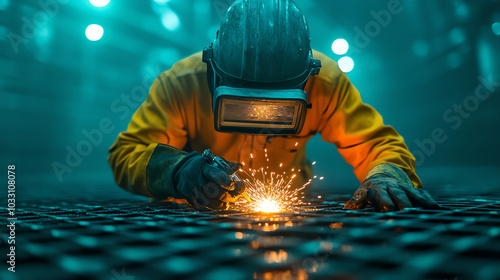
1,1,500,279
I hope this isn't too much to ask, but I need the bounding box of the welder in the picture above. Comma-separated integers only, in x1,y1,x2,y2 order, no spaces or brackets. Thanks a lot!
108,0,439,212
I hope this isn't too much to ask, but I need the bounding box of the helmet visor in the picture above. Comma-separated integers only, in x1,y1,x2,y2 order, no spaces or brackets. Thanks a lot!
213,86,308,135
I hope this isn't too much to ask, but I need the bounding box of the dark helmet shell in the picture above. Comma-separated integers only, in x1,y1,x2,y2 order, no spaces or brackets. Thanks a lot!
204,0,320,93
213,0,312,83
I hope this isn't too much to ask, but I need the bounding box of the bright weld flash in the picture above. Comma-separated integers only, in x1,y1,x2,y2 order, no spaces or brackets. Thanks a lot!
234,168,310,213
232,151,314,213
256,199,280,213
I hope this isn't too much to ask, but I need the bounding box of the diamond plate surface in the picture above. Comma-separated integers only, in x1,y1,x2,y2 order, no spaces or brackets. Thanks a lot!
2,192,500,280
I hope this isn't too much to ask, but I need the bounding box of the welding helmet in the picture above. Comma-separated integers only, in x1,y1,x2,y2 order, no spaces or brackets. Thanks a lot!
203,0,321,135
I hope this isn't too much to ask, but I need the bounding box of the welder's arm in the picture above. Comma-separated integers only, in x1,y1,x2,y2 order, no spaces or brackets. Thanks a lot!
318,72,420,187
318,73,438,210
107,74,189,198
107,74,243,207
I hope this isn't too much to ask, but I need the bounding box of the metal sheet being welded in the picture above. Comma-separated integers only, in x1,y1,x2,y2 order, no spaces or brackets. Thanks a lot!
2,192,500,280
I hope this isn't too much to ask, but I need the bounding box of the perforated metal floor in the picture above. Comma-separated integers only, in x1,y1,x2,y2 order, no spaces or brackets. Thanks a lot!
2,193,500,280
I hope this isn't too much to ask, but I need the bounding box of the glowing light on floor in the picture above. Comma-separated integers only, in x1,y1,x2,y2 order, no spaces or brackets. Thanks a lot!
89,0,110,7
331,38,349,55
85,24,104,41
338,56,354,73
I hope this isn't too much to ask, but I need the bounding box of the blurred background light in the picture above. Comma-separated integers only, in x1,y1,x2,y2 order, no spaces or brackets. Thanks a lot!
331,38,349,55
0,0,9,11
493,22,500,36
161,9,181,31
454,1,470,21
89,0,110,8
338,56,354,73
449,27,467,45
412,39,430,57
85,24,104,41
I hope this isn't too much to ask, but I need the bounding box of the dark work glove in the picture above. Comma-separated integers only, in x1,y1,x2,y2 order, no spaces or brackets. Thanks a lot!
173,152,245,209
344,164,440,212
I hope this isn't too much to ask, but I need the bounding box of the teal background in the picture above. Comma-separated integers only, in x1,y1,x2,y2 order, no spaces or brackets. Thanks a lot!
1,0,499,198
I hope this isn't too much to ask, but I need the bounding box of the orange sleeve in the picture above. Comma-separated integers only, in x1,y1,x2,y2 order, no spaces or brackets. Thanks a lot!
107,72,189,197
317,72,423,188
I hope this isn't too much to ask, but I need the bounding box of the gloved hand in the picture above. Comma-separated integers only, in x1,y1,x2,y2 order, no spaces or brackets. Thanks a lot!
344,164,440,212
173,152,245,209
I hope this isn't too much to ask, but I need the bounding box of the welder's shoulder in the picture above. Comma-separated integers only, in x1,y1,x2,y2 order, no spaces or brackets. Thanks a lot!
170,52,206,77
311,50,344,87
155,52,207,90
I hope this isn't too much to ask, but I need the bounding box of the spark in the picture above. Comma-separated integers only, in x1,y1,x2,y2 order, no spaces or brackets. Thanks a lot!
312,161,316,165
233,167,311,213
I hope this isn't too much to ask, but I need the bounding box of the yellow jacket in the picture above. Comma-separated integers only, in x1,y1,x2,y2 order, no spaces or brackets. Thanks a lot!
108,50,422,199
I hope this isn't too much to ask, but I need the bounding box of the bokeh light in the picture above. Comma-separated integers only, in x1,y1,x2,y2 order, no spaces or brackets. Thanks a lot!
162,10,181,31
338,56,354,73
0,0,9,11
449,27,466,45
492,22,500,36
412,39,429,57
454,2,469,21
89,0,110,7
85,24,104,41
331,38,349,55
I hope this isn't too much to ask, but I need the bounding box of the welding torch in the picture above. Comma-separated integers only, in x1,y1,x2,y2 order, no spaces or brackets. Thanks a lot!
202,150,252,203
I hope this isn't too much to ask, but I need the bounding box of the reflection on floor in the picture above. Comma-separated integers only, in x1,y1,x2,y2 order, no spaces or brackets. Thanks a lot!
1,189,500,280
